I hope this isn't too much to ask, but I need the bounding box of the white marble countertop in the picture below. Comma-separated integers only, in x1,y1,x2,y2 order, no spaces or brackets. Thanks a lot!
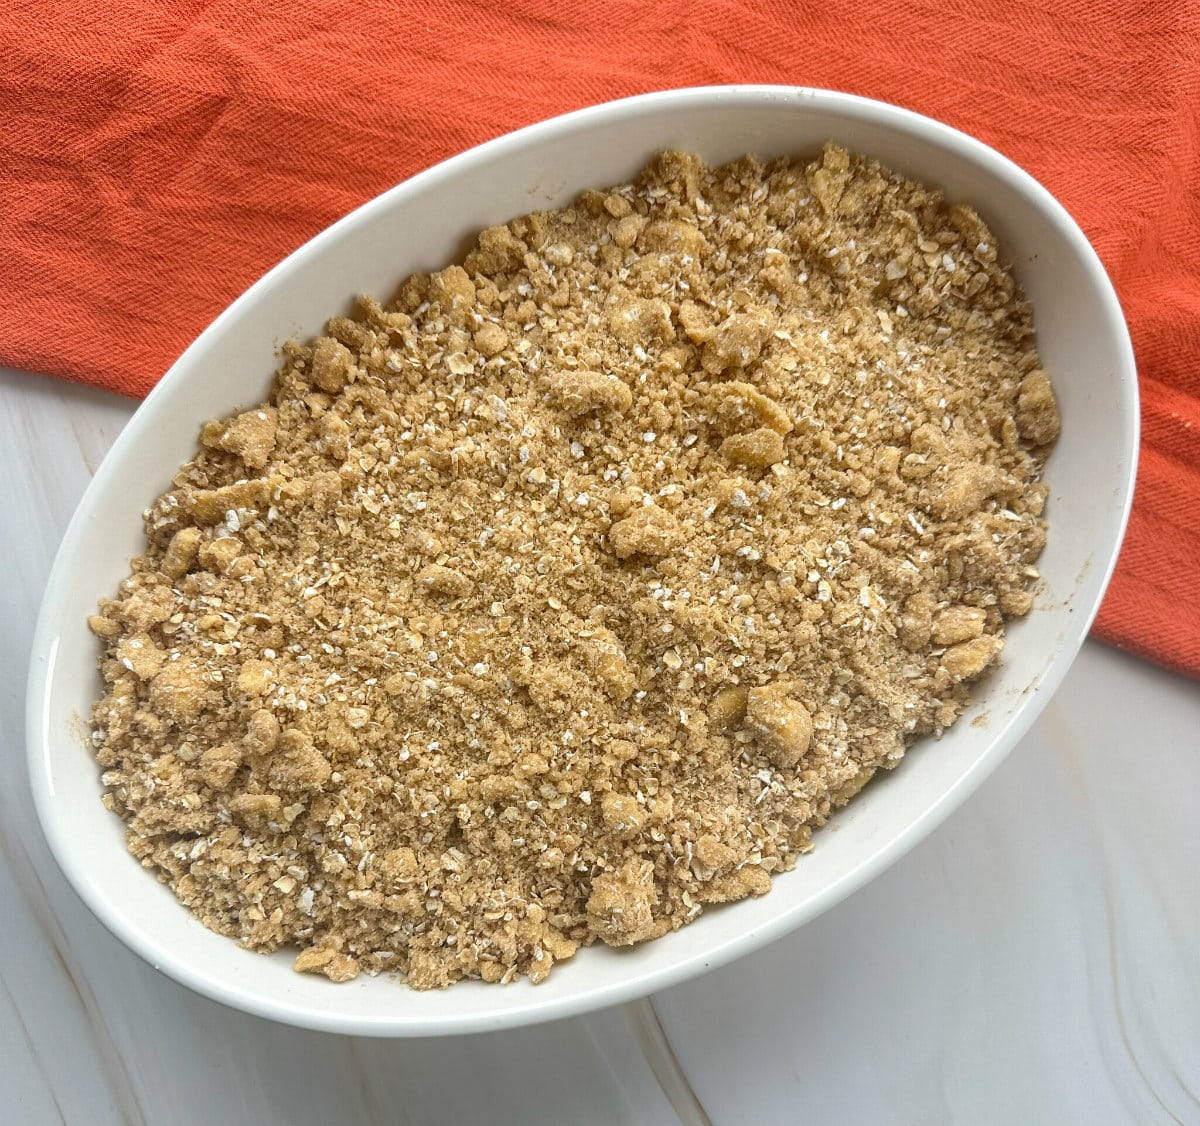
2,364,1197,1125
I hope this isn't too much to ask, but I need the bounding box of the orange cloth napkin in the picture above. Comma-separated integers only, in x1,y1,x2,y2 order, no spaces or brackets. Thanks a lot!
2,1,1198,675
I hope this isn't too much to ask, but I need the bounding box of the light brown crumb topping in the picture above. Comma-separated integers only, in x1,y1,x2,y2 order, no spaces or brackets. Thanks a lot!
89,144,1058,989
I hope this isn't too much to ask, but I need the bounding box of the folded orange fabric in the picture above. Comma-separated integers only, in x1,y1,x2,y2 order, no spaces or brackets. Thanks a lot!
2,1,1198,675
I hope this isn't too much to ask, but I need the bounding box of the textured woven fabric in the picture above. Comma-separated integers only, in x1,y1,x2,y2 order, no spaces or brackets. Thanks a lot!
2,1,1198,674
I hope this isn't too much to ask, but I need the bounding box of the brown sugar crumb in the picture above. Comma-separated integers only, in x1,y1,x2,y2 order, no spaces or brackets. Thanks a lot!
88,143,1058,989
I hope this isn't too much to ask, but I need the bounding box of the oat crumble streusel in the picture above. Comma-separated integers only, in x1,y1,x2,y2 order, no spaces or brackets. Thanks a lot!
88,144,1060,988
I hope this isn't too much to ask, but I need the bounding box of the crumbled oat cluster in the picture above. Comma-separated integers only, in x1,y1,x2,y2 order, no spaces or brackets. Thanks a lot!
89,144,1058,988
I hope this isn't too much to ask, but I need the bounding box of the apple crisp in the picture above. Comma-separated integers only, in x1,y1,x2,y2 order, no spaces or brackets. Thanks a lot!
88,144,1059,988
